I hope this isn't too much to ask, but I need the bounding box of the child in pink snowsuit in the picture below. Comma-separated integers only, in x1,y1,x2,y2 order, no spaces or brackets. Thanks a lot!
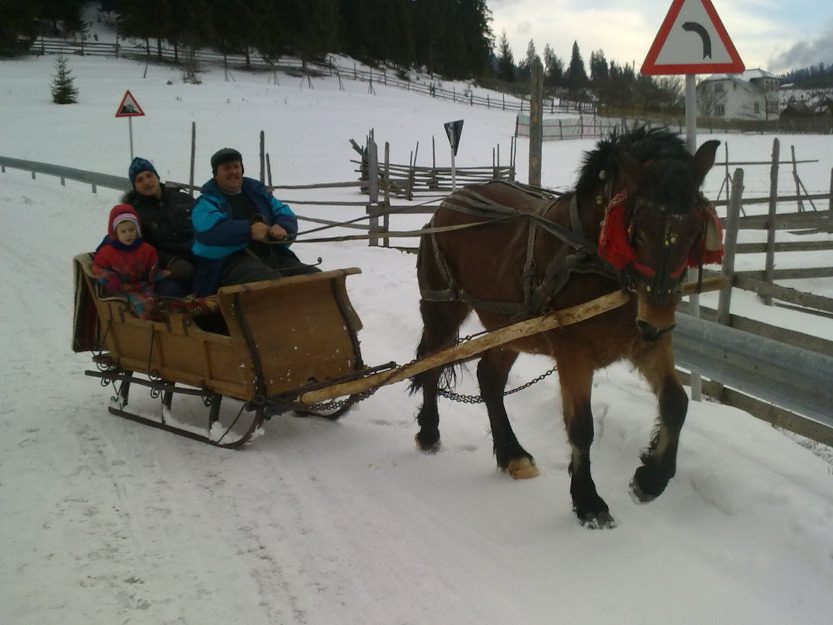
92,204,170,319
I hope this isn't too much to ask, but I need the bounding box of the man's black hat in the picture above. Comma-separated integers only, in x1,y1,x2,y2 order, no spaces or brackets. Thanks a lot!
210,148,243,175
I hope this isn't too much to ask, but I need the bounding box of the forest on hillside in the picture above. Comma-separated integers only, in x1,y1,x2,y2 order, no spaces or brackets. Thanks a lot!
781,63,833,89
0,0,687,113
3,1,830,112
2,0,493,79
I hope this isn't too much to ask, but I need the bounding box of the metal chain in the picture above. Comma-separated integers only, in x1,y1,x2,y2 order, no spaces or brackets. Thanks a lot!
434,328,560,404
437,365,558,404
303,387,378,413
291,325,559,411
273,386,381,416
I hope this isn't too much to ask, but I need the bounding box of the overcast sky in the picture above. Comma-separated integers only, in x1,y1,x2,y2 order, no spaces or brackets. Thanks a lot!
488,0,833,75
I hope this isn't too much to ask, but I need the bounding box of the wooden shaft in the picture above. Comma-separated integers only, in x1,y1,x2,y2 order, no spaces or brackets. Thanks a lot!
299,275,728,405
300,290,626,404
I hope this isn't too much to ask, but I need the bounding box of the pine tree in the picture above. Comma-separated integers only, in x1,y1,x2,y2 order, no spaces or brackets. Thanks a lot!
496,31,515,82
452,0,493,78
51,55,78,104
517,39,536,80
565,41,589,98
543,44,563,87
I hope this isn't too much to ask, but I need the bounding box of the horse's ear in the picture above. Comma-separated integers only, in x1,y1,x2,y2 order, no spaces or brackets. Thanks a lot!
694,140,720,185
615,150,645,191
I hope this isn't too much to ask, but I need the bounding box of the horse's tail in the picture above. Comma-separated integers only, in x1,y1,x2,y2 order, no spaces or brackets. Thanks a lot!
408,363,460,395
407,335,462,395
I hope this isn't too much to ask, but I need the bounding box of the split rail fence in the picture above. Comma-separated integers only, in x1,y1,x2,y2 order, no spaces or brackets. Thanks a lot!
674,137,833,444
29,37,589,116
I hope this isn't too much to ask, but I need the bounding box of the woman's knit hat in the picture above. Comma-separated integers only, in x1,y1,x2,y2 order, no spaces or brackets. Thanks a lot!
128,157,159,186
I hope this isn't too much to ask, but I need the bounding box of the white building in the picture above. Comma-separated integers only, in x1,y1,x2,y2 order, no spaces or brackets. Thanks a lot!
697,69,780,121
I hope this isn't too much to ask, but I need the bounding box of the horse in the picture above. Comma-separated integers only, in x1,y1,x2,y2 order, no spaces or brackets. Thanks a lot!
411,127,722,528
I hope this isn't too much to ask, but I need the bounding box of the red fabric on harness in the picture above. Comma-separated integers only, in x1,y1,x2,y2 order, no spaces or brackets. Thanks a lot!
598,191,633,270
690,202,724,266
599,191,723,278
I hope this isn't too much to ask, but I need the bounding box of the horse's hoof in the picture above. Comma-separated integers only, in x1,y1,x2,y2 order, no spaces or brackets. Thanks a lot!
507,457,539,479
629,478,656,504
578,510,617,529
629,466,668,504
415,432,441,454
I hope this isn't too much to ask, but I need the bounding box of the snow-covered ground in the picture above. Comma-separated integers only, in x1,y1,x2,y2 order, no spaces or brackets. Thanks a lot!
2,51,833,625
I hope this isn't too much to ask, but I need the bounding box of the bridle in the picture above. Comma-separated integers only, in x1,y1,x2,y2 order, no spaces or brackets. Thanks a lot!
598,190,722,306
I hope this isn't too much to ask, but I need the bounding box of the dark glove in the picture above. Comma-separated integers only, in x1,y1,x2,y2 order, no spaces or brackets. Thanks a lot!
167,257,195,282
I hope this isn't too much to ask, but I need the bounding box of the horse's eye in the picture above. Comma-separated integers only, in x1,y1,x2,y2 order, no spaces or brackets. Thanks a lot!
631,230,645,246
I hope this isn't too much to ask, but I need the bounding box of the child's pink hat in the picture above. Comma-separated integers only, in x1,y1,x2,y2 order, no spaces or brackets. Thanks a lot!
108,204,142,238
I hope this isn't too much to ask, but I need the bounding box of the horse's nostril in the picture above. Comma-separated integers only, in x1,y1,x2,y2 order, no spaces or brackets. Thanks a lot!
636,319,654,334
636,319,659,342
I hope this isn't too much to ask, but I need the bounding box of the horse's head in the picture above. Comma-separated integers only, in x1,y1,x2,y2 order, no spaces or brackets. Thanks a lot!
599,139,721,342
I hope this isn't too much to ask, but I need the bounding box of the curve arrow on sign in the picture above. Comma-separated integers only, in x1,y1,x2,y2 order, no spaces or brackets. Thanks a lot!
682,21,712,59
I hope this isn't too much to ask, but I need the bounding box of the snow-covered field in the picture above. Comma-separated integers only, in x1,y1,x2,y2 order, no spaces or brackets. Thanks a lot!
2,51,833,625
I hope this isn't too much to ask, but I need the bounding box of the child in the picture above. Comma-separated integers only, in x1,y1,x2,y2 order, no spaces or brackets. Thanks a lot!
92,204,170,319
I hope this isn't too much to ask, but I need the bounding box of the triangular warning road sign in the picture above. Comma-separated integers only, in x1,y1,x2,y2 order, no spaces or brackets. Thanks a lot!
115,90,145,118
641,0,744,75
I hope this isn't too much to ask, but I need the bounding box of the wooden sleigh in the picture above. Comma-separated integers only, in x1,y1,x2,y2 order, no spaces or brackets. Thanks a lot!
72,253,371,447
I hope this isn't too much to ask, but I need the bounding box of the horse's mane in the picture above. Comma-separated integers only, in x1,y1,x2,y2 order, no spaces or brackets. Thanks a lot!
574,126,691,200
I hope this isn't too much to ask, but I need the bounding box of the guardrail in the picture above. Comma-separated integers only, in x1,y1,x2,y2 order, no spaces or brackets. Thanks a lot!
0,156,128,193
673,314,833,445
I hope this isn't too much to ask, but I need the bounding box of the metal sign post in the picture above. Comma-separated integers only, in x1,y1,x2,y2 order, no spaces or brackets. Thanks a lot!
444,120,464,190
641,0,744,401
115,90,145,160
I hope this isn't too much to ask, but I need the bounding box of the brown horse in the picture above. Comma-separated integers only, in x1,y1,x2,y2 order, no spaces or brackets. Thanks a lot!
411,127,721,528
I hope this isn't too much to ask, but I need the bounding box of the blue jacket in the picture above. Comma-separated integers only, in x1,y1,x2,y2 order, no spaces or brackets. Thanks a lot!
191,177,299,296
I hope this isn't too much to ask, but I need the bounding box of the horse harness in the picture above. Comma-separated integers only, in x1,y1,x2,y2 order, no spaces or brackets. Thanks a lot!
417,181,618,318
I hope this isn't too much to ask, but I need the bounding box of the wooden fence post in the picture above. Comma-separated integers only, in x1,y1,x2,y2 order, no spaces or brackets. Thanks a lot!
763,138,780,305
718,168,744,327
829,168,833,232
259,130,266,184
383,142,391,248
189,122,196,196
791,145,803,212
366,137,379,247
528,58,544,186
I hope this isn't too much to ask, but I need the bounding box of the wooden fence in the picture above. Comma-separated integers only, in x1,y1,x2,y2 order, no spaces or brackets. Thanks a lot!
350,134,515,201
673,142,833,443
28,37,591,117
710,138,833,314
515,114,623,141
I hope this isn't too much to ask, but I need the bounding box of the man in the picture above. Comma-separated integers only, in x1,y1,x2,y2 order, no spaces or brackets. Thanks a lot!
191,148,319,297
123,157,196,296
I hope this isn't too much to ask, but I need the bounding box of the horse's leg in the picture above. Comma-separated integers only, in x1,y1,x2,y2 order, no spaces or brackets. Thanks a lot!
630,339,689,503
477,348,538,479
559,359,615,528
412,299,470,452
